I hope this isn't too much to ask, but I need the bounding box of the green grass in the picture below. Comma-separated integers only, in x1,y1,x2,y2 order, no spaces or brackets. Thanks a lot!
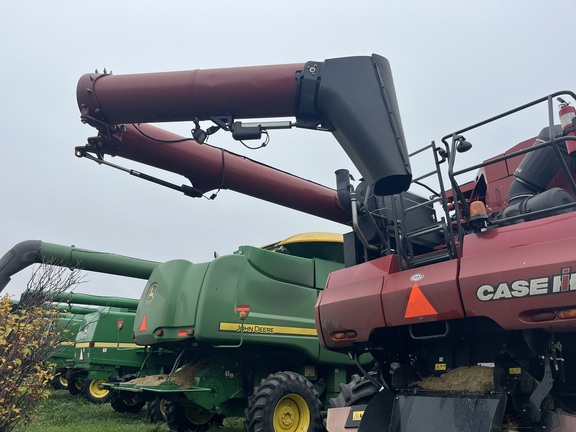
23,389,244,432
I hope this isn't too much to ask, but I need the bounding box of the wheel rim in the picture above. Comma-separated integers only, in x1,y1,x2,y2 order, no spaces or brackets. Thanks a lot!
58,375,69,387
273,393,310,431
74,380,82,390
159,399,167,416
184,405,214,425
89,379,109,399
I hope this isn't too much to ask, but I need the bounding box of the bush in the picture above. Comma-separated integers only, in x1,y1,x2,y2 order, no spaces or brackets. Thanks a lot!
0,264,81,431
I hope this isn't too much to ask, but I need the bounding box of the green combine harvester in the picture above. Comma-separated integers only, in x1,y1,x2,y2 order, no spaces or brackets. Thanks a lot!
0,240,160,402
49,306,95,390
108,233,372,431
55,293,176,408
0,237,372,429
51,293,141,403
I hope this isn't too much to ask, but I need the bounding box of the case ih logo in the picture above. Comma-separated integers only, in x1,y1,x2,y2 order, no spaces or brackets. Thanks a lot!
477,267,576,302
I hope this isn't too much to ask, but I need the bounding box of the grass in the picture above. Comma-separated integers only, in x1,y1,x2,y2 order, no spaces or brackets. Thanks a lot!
23,389,244,432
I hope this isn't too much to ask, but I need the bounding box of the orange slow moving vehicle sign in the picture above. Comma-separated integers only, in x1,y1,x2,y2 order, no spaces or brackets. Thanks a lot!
404,283,438,319
139,314,147,332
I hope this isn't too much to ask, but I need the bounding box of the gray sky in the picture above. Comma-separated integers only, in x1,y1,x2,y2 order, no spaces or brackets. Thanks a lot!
2,0,576,299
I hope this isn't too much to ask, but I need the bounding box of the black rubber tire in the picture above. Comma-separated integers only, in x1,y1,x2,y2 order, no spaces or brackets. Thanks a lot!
110,391,146,413
68,377,83,396
82,378,112,403
51,374,69,390
147,397,167,423
245,371,324,432
329,373,380,408
164,401,216,432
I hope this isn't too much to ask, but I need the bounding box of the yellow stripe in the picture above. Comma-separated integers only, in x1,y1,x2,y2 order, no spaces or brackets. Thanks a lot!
219,322,317,336
75,342,141,349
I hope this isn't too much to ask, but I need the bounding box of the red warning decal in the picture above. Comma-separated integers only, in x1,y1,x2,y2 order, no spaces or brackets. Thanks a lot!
236,305,250,312
139,314,147,332
404,284,438,318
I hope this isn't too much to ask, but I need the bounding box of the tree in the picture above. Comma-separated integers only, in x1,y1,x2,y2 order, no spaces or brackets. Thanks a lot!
0,263,82,431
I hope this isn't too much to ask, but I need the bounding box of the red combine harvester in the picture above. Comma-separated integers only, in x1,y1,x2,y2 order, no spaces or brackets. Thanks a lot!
75,55,576,431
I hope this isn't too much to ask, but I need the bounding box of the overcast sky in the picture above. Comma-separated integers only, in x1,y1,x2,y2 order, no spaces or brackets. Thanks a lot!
2,0,576,299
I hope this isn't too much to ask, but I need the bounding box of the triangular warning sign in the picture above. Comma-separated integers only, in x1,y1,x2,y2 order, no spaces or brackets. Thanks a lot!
139,314,147,332
404,284,438,318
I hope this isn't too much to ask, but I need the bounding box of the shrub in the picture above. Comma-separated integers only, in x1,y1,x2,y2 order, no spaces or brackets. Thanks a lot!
0,264,81,431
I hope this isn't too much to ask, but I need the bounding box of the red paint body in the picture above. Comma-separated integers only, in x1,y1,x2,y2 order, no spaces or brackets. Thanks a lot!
77,64,303,124
316,211,576,349
460,212,576,332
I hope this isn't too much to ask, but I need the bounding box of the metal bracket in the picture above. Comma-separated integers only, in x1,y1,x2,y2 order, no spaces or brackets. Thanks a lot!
75,149,203,198
529,354,554,423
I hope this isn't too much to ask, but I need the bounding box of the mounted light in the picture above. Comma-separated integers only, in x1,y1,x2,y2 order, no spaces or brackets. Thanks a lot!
469,201,490,232
558,309,576,319
331,330,357,340
177,329,194,337
455,135,473,153
89,341,95,348
470,201,488,219
531,312,557,322
236,305,250,320
155,329,164,337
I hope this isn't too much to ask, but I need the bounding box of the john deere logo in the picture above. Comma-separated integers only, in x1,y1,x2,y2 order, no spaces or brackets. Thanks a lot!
145,283,158,304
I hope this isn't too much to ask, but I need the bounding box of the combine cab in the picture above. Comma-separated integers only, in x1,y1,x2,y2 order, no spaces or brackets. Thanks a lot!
73,55,576,430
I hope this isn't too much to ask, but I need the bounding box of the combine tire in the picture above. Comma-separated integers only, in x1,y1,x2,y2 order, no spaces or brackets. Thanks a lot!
110,392,145,413
245,371,324,432
147,397,167,423
329,373,380,408
82,379,111,403
52,374,69,390
68,377,83,396
164,401,219,432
